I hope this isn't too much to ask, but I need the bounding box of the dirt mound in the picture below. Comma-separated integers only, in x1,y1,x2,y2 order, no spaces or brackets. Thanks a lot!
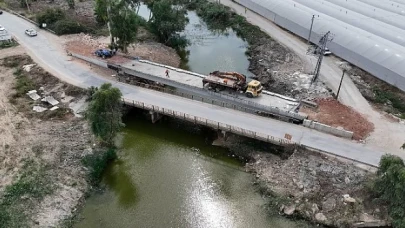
301,98,374,140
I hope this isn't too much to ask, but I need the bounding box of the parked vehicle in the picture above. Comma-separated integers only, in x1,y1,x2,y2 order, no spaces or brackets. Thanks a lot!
25,28,37,36
313,46,332,56
203,71,263,98
0,25,5,31
0,10,3,15
94,49,115,59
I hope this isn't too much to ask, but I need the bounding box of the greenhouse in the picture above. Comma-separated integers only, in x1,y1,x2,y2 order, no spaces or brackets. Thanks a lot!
235,0,405,91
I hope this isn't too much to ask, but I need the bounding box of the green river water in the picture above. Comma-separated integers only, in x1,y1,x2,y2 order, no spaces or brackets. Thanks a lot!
74,113,313,228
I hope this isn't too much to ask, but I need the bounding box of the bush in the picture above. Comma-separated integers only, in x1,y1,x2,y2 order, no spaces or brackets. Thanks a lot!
82,148,117,185
36,8,65,26
13,68,35,97
372,154,405,227
51,19,87,35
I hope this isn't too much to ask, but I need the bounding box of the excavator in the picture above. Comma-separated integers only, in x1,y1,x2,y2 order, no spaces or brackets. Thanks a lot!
202,71,263,98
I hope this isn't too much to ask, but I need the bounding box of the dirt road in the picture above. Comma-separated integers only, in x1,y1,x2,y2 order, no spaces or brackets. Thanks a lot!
220,0,405,155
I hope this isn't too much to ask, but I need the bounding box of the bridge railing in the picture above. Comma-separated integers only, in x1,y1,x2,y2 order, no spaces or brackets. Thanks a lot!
118,80,305,124
122,97,296,146
69,52,306,120
116,64,307,121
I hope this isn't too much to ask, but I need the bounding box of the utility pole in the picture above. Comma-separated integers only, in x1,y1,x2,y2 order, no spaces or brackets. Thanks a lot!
307,15,315,45
312,31,332,83
335,69,346,99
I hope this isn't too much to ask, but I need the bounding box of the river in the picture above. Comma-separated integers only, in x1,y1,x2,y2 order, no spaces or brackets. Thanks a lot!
136,4,252,76
74,112,313,227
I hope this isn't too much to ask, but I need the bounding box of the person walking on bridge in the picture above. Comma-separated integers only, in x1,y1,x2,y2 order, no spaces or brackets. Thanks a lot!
165,69,170,78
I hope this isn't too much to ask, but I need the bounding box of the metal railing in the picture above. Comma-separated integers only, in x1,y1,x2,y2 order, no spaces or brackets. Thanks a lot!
118,79,300,122
117,64,307,121
70,53,306,121
122,98,296,146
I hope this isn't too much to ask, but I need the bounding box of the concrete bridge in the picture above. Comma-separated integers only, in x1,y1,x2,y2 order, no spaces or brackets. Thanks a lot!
0,11,392,167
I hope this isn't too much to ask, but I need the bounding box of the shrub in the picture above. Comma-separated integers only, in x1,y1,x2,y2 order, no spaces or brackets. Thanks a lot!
36,8,65,26
82,148,117,185
372,154,405,227
51,19,87,35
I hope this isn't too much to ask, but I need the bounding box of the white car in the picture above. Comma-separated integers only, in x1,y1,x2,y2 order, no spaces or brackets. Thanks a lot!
25,28,37,37
0,25,5,31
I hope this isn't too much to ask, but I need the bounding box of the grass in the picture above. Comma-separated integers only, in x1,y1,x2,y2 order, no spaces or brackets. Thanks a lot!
12,68,36,98
373,87,405,118
0,160,54,228
82,148,117,185
0,41,19,50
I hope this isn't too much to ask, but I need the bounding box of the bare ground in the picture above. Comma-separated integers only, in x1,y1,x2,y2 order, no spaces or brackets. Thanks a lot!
301,98,375,140
63,33,181,67
214,135,390,227
0,47,96,227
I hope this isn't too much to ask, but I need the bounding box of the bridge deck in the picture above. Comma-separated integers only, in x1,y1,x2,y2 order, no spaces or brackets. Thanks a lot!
121,60,299,111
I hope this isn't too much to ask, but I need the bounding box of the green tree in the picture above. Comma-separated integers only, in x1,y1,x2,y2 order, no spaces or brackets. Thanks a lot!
110,2,140,53
94,0,140,52
87,83,124,146
149,0,188,45
401,143,405,150
94,0,108,25
373,154,405,228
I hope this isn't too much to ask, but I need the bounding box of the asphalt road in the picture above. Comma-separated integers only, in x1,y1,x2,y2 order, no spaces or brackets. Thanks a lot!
0,11,392,167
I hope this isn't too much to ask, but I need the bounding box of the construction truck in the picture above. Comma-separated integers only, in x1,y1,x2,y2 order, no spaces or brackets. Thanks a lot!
203,71,263,98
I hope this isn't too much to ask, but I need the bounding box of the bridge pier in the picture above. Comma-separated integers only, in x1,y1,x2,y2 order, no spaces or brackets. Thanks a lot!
219,130,228,141
149,111,163,123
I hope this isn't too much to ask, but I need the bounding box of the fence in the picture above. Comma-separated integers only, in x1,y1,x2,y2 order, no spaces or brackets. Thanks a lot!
122,98,296,146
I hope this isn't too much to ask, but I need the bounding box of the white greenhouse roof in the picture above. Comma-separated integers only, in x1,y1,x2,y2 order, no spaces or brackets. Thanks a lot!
235,0,405,91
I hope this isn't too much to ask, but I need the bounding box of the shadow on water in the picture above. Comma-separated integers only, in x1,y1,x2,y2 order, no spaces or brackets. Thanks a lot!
103,159,139,208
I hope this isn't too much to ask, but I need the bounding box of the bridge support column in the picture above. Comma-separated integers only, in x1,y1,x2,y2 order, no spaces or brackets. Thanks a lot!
149,111,162,123
220,130,228,141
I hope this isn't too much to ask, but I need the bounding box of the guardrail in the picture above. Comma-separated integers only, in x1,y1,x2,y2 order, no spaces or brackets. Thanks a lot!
1,7,57,34
115,62,307,121
117,78,303,123
122,98,296,146
70,52,306,121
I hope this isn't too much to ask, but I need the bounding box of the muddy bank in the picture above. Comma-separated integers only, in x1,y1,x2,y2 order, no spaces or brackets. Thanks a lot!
0,50,97,227
213,134,390,227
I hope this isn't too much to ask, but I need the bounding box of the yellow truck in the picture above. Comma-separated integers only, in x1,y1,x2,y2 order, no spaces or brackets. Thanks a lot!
202,71,263,98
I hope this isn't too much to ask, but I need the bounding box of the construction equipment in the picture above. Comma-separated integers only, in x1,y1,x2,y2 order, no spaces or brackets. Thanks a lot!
203,71,263,98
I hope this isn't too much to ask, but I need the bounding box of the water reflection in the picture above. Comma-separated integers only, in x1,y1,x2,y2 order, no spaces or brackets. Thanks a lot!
74,116,311,228
136,4,252,76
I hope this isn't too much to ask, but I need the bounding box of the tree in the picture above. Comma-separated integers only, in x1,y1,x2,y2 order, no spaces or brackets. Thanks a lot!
94,0,108,25
149,0,188,45
373,154,405,228
94,0,140,52
110,2,140,53
87,83,124,146
401,143,405,150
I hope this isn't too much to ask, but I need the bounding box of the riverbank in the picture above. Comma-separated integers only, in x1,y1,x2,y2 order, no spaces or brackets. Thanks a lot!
213,134,390,227
0,47,99,227
175,0,330,99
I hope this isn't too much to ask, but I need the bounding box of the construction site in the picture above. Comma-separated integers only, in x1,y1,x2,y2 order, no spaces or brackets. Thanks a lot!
1,0,405,227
